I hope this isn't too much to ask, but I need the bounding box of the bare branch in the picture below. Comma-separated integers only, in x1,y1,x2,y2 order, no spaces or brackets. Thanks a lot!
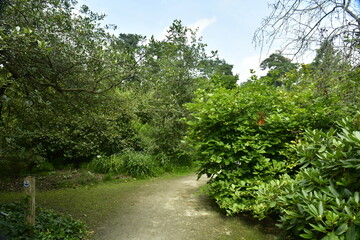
294,5,339,56
254,0,360,62
343,0,360,27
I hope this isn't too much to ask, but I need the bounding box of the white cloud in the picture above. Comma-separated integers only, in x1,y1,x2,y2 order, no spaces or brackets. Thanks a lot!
187,17,217,36
235,54,268,82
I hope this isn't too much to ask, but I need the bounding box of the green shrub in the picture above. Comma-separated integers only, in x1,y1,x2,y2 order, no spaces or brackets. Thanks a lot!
252,174,295,219
0,201,89,240
185,82,330,215
122,151,157,178
254,114,360,239
279,115,360,239
88,151,189,178
88,154,124,174
277,182,360,239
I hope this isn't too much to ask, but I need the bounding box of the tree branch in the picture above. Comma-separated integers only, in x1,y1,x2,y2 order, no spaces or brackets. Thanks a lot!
294,5,340,56
343,0,360,28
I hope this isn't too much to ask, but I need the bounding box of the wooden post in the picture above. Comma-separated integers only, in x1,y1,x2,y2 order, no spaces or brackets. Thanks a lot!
24,176,36,228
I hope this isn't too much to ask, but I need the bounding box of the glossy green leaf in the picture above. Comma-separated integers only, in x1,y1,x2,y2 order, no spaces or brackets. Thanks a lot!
346,224,356,240
335,223,348,236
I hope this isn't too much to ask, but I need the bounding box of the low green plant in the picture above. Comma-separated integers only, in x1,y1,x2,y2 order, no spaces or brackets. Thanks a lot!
88,151,158,178
277,183,360,239
0,201,89,240
88,154,124,174
102,173,114,182
122,151,157,178
252,174,294,219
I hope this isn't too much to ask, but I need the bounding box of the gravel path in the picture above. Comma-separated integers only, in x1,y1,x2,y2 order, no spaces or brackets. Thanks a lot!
93,174,277,240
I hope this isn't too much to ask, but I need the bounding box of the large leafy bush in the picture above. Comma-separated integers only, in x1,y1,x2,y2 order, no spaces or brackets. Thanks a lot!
257,115,360,239
185,79,332,215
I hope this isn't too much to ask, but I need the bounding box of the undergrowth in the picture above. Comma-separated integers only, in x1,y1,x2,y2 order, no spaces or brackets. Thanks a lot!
0,201,89,240
88,151,191,178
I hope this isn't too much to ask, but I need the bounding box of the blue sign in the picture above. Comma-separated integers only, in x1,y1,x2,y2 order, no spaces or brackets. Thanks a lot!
24,180,30,188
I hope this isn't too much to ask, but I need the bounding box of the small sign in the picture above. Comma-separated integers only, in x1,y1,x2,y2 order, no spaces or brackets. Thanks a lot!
24,180,30,188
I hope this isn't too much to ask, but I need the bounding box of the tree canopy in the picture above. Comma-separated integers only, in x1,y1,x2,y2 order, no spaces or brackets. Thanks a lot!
0,0,236,175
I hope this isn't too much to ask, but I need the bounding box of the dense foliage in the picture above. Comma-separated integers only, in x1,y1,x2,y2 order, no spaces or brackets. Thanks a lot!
0,0,237,176
0,201,88,240
2,0,360,238
185,44,360,238
0,0,138,173
185,74,337,214
277,116,360,239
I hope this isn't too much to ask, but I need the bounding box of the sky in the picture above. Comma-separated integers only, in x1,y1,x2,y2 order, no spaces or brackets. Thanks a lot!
77,0,274,82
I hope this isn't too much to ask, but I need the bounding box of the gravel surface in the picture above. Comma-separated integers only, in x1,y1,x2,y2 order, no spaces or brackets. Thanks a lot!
93,174,278,240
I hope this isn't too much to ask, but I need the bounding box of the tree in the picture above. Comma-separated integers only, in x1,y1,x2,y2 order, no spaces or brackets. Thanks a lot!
260,53,297,75
0,0,137,120
254,0,360,64
0,0,138,172
260,53,298,86
132,20,212,164
199,58,239,89
311,40,345,72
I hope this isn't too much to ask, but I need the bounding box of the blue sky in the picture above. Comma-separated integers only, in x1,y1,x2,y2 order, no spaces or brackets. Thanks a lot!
78,0,273,82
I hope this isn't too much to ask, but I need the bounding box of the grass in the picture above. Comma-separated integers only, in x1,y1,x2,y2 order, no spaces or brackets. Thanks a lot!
0,179,142,230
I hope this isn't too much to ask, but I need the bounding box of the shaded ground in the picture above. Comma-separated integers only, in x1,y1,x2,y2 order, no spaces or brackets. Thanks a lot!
93,174,278,240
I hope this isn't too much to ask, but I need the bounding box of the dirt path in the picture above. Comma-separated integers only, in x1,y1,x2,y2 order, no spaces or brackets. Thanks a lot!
93,174,277,240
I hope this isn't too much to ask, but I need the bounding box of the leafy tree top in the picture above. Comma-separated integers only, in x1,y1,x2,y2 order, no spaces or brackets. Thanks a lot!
260,53,297,74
